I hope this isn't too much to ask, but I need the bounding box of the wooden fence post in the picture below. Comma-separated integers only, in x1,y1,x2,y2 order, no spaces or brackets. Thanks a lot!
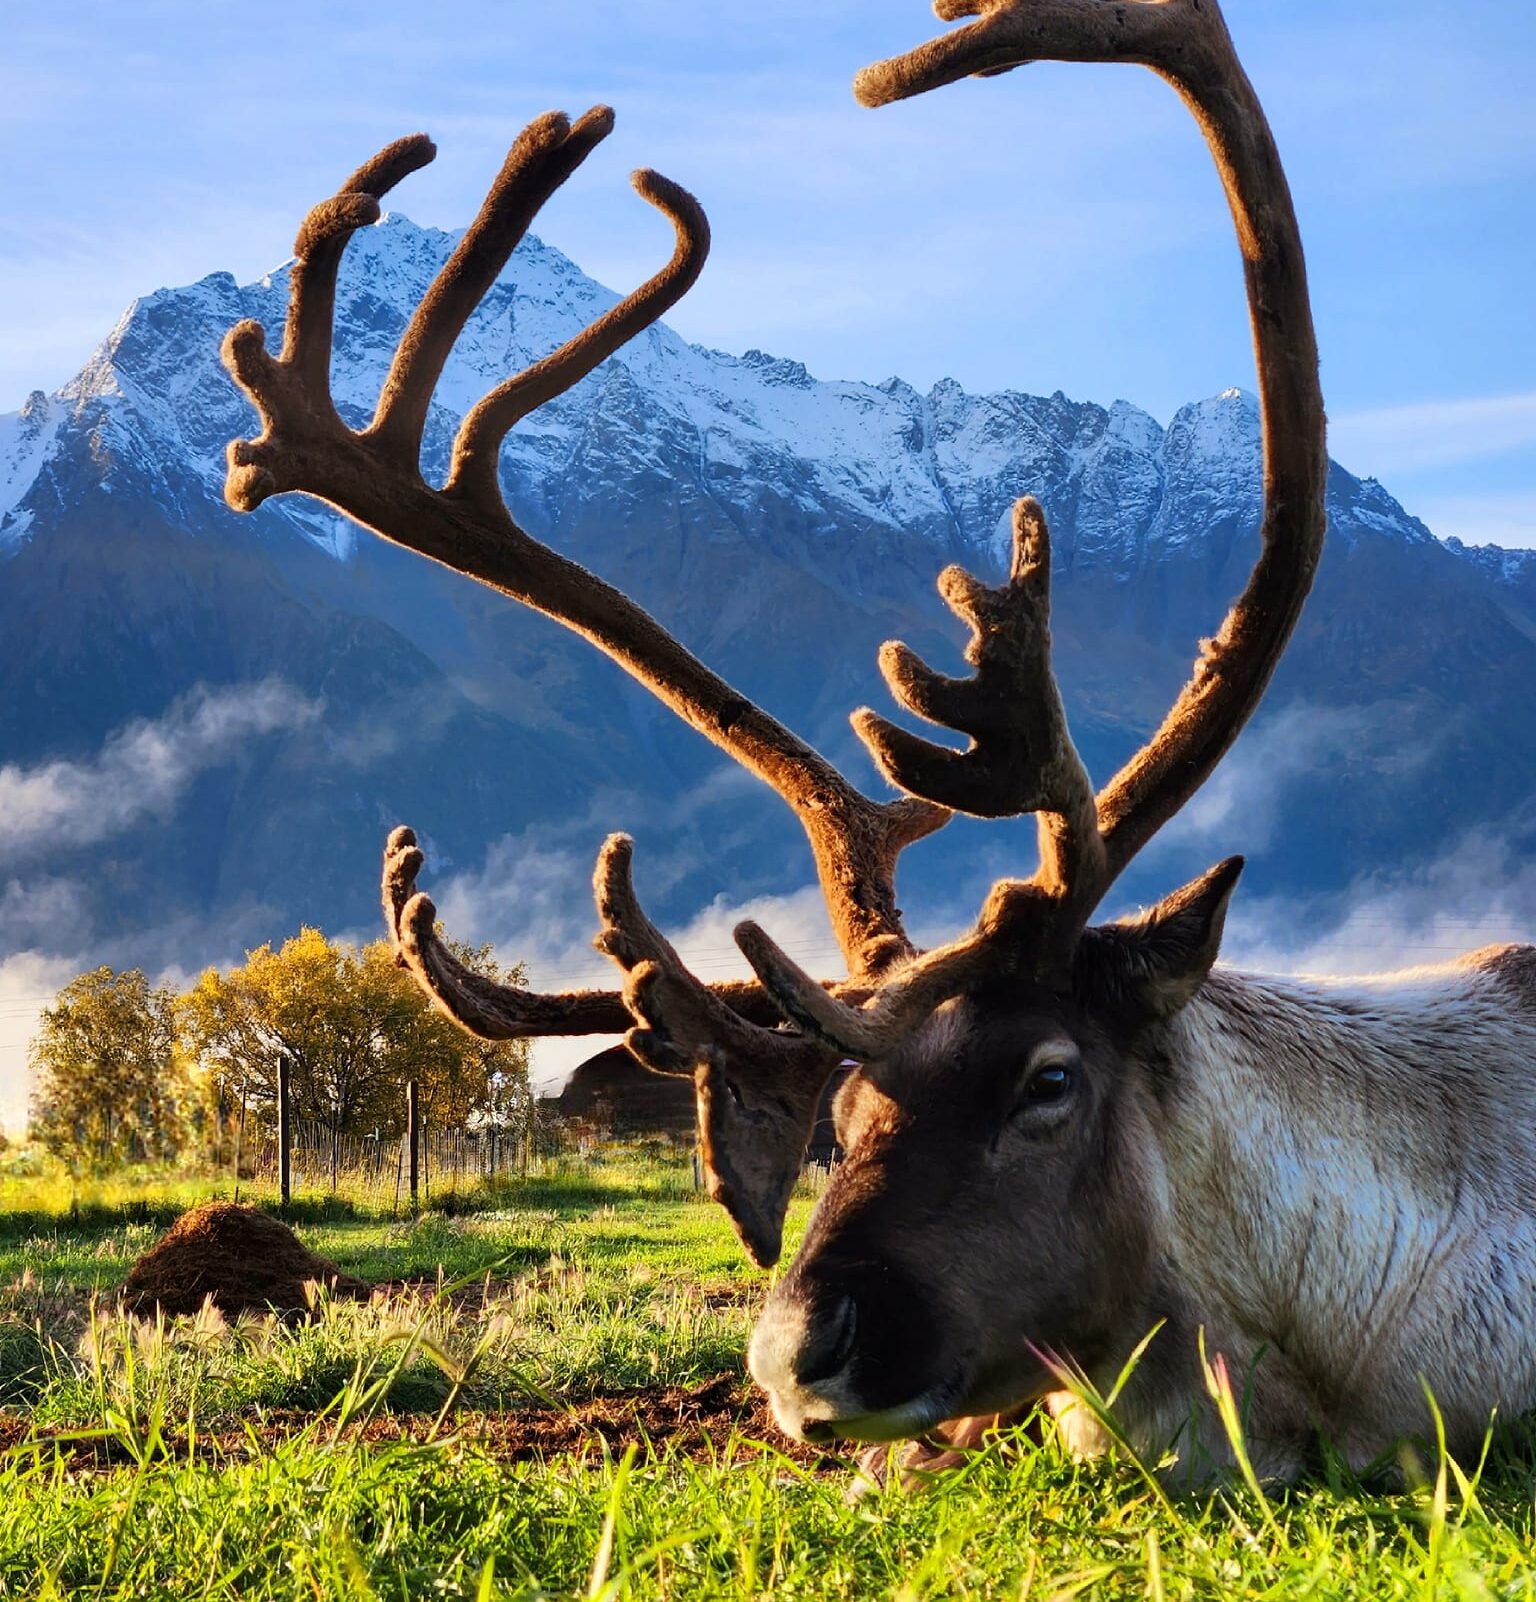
233,1085,248,1205
407,1079,420,1213
277,1052,292,1209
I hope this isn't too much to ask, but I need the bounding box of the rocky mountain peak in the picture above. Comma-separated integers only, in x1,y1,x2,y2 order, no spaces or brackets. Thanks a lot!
0,211,1498,586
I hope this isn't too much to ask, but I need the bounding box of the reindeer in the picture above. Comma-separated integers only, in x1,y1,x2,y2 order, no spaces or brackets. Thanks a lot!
219,0,1536,1484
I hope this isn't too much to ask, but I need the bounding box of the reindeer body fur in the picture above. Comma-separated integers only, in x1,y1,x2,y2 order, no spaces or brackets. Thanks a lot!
1079,944,1536,1478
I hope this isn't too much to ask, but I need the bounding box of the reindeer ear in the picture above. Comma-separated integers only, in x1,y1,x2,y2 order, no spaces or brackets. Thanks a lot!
1076,857,1244,1027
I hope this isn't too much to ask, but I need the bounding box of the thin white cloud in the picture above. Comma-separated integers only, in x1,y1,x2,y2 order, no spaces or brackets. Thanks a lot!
0,950,76,1138
0,875,91,951
0,681,321,865
1166,704,1376,852
1226,825,1536,978
1156,702,1440,860
1329,392,1536,480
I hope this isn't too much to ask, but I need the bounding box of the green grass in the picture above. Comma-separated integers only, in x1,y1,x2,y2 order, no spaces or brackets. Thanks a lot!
3,1159,1536,1598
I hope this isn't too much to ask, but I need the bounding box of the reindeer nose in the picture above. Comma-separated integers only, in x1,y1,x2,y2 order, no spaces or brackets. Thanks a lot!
748,1282,861,1405
791,1292,858,1386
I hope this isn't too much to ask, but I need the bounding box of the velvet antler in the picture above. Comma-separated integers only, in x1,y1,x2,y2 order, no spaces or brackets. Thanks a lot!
381,826,776,1038
735,0,1326,1046
224,108,947,989
851,0,1326,882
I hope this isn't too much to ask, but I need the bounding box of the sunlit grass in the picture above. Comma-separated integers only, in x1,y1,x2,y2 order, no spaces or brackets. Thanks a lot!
4,1157,1536,1597
8,1402,1536,1599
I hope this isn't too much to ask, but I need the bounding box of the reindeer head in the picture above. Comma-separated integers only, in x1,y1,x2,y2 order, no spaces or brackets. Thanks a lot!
747,857,1244,1441
222,0,1324,1442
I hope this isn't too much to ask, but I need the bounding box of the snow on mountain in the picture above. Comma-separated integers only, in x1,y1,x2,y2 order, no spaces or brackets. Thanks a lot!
4,209,1536,977
0,212,1454,583
0,390,62,547
1444,537,1536,585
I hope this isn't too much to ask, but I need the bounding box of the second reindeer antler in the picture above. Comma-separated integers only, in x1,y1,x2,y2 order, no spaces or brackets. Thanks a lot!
223,110,938,1262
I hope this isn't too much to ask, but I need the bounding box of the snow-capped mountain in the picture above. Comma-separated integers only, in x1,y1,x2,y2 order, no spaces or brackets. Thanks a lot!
2,215,1433,577
3,216,1534,973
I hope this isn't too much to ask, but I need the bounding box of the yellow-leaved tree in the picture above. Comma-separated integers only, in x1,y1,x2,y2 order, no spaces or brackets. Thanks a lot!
178,927,529,1165
29,967,199,1171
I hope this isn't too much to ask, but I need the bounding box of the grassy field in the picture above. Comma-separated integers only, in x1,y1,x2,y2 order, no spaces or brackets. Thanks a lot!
1,1158,1534,1599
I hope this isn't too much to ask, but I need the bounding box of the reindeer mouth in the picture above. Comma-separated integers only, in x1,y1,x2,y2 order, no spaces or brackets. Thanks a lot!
787,1368,970,1446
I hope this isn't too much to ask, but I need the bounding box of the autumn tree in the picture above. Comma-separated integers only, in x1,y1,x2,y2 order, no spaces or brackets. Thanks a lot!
178,928,529,1152
30,967,195,1170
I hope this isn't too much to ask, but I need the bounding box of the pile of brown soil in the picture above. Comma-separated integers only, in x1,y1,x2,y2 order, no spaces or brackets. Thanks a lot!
119,1202,369,1318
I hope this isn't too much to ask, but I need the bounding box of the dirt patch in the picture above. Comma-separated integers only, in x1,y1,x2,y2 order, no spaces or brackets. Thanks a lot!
694,1279,757,1311
456,1373,831,1466
0,1373,841,1473
118,1202,369,1319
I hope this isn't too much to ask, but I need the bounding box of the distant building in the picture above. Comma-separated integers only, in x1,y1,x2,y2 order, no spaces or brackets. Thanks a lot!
552,1045,848,1164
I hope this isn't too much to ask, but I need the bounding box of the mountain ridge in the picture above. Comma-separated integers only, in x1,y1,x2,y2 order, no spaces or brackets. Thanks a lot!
1,216,1446,580
2,214,1533,994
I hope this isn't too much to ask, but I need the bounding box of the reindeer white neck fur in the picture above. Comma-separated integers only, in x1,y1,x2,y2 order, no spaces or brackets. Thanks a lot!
1067,948,1536,1479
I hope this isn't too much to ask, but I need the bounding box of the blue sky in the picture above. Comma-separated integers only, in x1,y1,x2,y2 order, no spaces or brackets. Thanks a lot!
0,0,1532,550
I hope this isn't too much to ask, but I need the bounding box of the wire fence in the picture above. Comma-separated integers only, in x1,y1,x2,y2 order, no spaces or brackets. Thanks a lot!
212,1054,838,1211
238,1113,544,1210
230,1114,834,1211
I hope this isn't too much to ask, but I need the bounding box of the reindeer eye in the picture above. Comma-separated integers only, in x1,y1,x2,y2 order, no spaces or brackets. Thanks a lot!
1004,1061,1079,1131
1025,1065,1075,1103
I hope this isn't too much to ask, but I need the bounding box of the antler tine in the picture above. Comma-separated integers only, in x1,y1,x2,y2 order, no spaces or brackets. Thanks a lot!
370,107,616,459
448,170,709,503
735,860,1088,1058
852,495,1107,923
735,917,995,1059
285,135,439,398
381,825,774,1038
222,134,437,512
853,0,1190,108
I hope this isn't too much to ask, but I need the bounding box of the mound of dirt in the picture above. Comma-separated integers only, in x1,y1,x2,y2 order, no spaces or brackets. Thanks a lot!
119,1202,369,1318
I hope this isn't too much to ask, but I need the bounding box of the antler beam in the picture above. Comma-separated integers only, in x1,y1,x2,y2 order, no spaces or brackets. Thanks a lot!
856,0,1326,887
